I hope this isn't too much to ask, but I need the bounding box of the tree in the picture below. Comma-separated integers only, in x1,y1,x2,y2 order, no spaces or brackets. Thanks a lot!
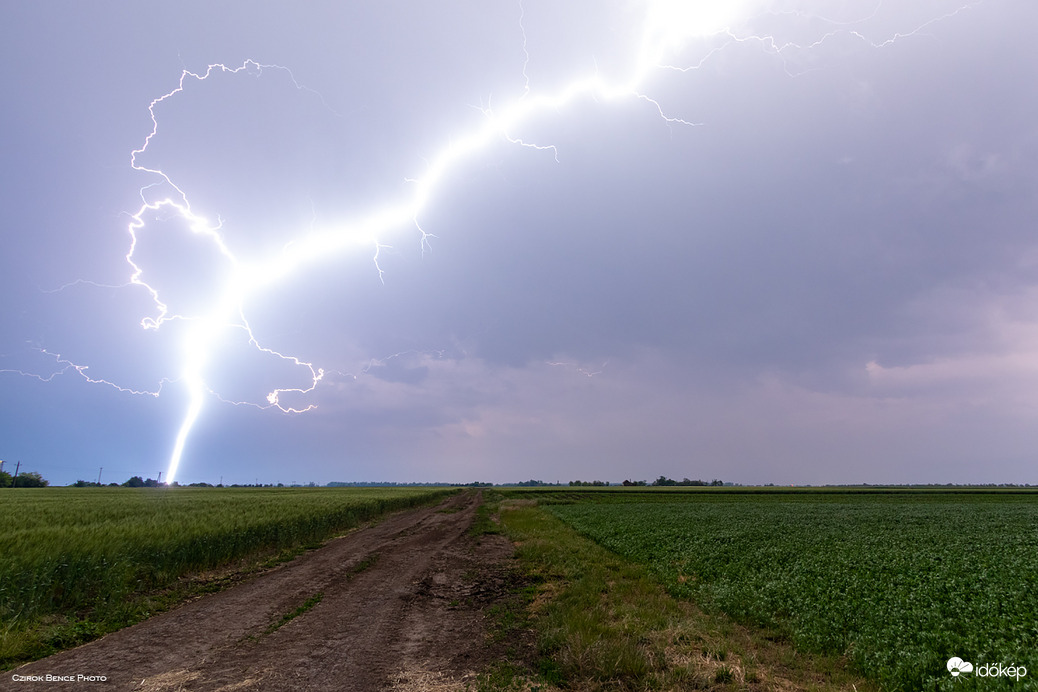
12,471,48,487
0,471,11,488
123,476,145,487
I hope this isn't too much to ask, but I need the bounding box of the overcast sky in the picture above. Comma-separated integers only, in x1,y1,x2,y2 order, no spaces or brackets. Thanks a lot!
2,1,1036,486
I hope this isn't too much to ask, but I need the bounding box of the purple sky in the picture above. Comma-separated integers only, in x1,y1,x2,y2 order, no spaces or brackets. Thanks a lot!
2,1,1036,486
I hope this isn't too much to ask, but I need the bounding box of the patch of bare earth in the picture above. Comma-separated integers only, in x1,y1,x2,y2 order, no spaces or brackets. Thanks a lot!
6,492,524,691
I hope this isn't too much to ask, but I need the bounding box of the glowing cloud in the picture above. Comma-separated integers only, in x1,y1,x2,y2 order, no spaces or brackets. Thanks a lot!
8,1,980,484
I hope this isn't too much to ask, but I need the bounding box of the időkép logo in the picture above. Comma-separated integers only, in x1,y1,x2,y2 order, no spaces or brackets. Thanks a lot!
948,656,1027,681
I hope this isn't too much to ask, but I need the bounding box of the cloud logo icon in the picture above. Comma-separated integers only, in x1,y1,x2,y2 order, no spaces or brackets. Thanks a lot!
947,657,974,677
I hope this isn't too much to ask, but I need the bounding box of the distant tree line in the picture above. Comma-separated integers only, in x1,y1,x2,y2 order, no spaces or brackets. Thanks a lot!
0,470,48,487
122,476,164,487
651,476,724,486
565,477,728,487
0,469,737,489
327,481,459,487
48,476,1038,490
70,477,219,488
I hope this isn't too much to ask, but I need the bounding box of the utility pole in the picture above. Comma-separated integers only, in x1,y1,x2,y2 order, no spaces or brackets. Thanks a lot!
157,471,162,484
97,467,103,486
13,461,20,487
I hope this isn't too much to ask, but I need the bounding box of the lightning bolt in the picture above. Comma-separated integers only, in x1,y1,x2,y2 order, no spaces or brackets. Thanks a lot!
10,1,980,484
548,361,608,378
0,347,172,396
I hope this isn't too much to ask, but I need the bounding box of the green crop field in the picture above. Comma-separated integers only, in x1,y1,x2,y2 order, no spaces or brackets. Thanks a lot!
0,485,453,667
536,490,1038,690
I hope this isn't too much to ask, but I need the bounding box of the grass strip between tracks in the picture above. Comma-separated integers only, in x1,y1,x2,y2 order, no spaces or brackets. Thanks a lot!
264,592,325,636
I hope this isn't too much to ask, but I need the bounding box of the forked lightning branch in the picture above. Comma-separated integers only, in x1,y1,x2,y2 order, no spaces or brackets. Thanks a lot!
14,1,981,484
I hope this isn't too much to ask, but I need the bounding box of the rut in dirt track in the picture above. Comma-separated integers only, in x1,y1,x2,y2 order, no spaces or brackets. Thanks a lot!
8,491,518,692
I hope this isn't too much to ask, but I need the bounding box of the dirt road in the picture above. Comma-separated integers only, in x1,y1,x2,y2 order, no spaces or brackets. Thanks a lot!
6,491,518,691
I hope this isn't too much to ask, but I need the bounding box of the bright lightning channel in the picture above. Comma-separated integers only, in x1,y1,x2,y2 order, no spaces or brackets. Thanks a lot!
14,2,978,484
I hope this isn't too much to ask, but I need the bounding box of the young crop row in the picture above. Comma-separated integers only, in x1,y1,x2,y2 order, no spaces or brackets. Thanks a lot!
549,495,1038,691
0,486,452,665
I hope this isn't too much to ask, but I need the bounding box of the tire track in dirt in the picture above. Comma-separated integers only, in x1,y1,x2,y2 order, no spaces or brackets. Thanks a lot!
6,491,519,691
